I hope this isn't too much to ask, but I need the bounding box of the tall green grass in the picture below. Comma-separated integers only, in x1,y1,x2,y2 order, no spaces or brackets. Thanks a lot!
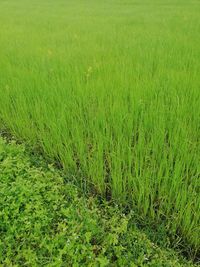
0,0,199,253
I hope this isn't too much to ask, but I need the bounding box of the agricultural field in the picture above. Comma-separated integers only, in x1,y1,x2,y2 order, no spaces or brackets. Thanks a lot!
0,0,199,265
1,137,197,266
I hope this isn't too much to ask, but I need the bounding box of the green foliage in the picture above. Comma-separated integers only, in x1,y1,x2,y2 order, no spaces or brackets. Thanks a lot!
0,137,195,266
0,0,199,257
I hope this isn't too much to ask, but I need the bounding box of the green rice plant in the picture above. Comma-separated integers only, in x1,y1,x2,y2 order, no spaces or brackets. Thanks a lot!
1,137,196,266
0,0,199,255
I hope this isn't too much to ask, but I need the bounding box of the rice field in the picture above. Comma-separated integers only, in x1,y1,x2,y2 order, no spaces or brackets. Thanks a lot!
0,0,199,256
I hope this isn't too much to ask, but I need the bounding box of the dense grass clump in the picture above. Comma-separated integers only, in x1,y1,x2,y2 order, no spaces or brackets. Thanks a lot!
0,0,199,257
1,137,196,266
